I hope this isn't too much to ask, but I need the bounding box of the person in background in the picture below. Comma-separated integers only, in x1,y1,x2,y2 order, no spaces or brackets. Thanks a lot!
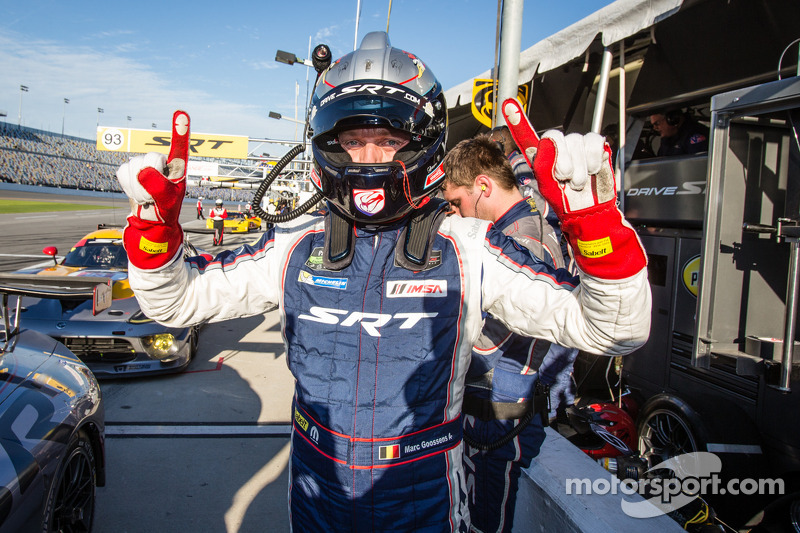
209,198,227,246
115,32,651,532
442,134,576,532
601,123,620,168
489,126,580,414
489,126,551,218
649,109,709,156
196,196,205,220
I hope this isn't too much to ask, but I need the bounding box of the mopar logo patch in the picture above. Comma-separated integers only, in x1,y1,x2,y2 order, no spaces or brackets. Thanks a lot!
298,271,348,290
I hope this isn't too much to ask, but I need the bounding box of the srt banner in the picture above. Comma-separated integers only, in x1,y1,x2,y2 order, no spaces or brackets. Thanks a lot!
96,126,248,159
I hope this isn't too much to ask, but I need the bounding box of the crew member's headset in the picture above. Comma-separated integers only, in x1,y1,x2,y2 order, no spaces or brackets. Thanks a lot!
642,108,684,156
665,109,683,126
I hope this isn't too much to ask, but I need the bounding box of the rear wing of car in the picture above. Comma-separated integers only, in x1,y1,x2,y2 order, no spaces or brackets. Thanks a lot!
0,274,112,349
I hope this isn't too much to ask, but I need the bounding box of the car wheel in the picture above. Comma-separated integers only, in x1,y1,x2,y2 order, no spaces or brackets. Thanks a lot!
42,430,97,533
744,486,800,532
637,395,708,464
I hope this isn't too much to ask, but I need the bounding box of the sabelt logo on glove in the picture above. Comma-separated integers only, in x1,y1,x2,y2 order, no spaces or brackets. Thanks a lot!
577,236,613,258
139,236,169,255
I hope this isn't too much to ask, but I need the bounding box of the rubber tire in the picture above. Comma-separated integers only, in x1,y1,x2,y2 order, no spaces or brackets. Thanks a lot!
745,487,800,532
42,430,97,533
637,394,709,462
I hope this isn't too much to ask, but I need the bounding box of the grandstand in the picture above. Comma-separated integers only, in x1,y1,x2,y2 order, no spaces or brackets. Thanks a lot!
0,121,127,192
0,121,312,204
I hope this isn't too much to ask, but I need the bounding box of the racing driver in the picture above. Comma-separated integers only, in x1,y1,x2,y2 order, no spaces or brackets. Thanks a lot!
116,31,651,532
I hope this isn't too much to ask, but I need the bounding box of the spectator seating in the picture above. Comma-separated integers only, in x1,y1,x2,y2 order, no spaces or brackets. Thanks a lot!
0,121,294,204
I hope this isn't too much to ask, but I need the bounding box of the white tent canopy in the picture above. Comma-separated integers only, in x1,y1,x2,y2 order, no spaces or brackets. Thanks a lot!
444,0,684,108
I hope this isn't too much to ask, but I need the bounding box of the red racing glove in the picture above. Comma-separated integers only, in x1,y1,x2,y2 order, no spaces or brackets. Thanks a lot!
117,111,190,270
502,98,646,279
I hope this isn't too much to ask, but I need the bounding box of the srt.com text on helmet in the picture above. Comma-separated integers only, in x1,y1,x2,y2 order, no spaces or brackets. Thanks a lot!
564,452,784,518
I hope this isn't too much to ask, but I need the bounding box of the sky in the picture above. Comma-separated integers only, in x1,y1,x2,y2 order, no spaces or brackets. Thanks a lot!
0,0,615,149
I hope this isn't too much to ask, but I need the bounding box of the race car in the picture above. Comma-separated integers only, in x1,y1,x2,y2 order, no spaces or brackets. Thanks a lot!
0,274,105,532
205,211,262,233
13,225,199,378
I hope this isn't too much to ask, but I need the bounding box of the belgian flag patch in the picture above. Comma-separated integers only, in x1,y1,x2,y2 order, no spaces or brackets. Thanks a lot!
379,444,400,460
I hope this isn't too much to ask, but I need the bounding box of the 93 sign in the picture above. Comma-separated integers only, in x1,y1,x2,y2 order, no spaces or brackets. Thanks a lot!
100,128,126,151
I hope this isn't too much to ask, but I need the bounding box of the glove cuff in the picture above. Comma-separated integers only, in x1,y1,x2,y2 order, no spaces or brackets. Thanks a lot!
560,201,647,279
123,216,184,271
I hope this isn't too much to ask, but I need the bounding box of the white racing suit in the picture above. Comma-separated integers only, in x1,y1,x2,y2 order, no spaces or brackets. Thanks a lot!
127,211,651,532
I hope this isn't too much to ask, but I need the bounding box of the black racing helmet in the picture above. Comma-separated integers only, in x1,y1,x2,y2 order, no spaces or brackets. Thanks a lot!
308,31,447,223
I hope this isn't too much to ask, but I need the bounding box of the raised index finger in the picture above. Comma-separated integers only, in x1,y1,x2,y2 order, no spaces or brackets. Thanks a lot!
168,110,190,166
501,98,539,166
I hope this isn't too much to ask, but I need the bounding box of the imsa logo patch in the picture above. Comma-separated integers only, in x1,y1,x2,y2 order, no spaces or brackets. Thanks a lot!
386,280,447,297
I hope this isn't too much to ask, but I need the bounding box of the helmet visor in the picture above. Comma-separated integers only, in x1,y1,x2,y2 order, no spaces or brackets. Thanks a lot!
311,81,441,141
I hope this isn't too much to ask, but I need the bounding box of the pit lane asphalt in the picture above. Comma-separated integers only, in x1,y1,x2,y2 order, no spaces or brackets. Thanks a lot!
0,189,293,532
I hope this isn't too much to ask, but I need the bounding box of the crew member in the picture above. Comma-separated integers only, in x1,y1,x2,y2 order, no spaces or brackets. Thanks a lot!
489,125,571,270
196,196,205,220
650,109,709,156
443,135,574,532
116,32,651,532
209,198,227,246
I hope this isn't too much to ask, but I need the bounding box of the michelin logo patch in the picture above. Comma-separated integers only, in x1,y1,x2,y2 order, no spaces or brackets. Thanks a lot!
299,270,348,290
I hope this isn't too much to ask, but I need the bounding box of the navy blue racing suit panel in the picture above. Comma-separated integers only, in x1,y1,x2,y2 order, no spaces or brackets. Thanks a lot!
283,223,466,438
